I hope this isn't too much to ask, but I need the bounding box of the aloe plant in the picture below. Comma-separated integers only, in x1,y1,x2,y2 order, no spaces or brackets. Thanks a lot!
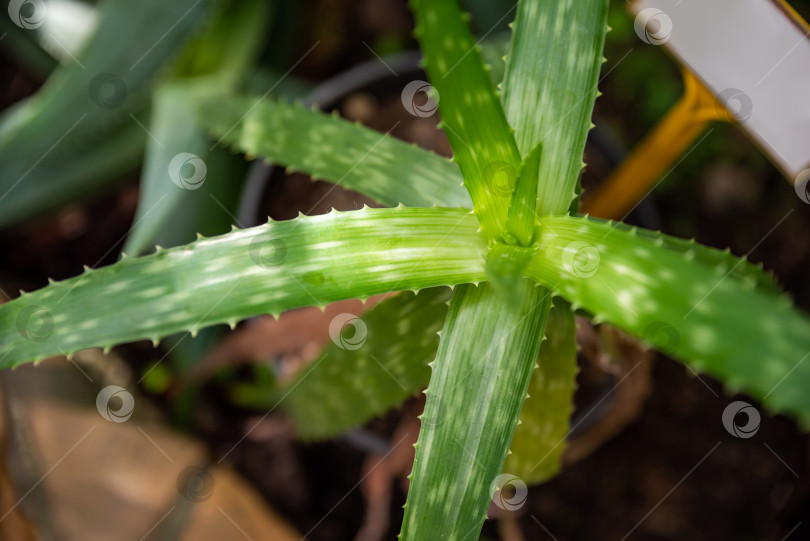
0,0,272,237
0,0,218,226
2,0,810,539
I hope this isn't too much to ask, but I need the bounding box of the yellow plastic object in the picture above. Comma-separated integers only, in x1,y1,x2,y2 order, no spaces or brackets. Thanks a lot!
582,71,725,220
584,0,810,220
777,0,810,33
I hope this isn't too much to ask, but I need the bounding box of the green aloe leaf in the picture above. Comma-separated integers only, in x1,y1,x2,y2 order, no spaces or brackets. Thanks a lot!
196,96,471,209
257,292,573,453
502,0,609,215
505,142,542,247
411,0,523,238
491,0,609,496
284,287,451,439
123,82,211,255
147,147,249,251
526,215,810,425
204,27,529,441
478,32,511,89
251,293,576,466
503,299,577,485
401,282,550,540
0,0,218,227
124,0,273,255
484,243,536,305
602,220,781,296
133,144,249,427
1,121,148,220
0,207,485,368
0,13,59,78
401,1,609,538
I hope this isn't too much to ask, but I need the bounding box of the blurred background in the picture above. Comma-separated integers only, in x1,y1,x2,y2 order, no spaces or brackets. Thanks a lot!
1,0,810,539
